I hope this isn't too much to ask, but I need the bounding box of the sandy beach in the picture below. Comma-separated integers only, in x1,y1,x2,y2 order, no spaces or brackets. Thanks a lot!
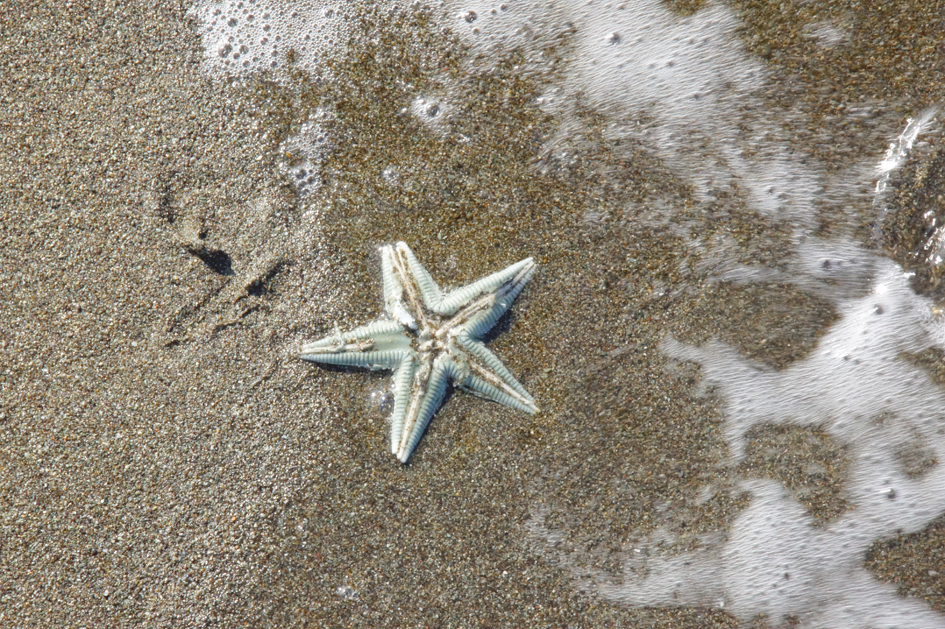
3,1,945,626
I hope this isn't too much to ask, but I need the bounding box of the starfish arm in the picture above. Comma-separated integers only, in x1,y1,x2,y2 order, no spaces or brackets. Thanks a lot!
396,355,451,463
300,320,413,370
451,339,538,414
463,259,536,337
437,257,535,316
302,319,403,348
381,244,416,329
394,241,444,310
455,331,535,403
388,354,417,455
394,241,534,318
459,371,538,415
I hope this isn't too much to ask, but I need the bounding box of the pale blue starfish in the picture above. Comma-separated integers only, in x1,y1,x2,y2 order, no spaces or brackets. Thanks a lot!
301,242,538,463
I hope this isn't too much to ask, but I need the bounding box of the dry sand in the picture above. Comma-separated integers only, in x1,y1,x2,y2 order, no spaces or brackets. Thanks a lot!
2,1,944,627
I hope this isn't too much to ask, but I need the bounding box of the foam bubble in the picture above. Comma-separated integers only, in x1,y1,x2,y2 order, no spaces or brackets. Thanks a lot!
409,95,455,137
189,0,351,78
278,108,334,196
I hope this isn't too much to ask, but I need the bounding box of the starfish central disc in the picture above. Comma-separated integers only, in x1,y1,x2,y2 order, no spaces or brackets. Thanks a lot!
301,242,538,463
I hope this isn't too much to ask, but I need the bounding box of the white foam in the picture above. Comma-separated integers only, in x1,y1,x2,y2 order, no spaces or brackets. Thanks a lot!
190,1,358,196
873,107,941,242
801,21,849,49
189,0,350,79
409,94,456,137
447,0,822,228
531,262,945,627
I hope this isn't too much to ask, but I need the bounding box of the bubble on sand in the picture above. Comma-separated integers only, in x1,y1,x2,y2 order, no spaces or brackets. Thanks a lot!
278,108,334,196
190,0,351,79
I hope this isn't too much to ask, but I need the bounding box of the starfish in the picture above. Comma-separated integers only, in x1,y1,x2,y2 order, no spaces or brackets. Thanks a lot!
301,242,538,463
